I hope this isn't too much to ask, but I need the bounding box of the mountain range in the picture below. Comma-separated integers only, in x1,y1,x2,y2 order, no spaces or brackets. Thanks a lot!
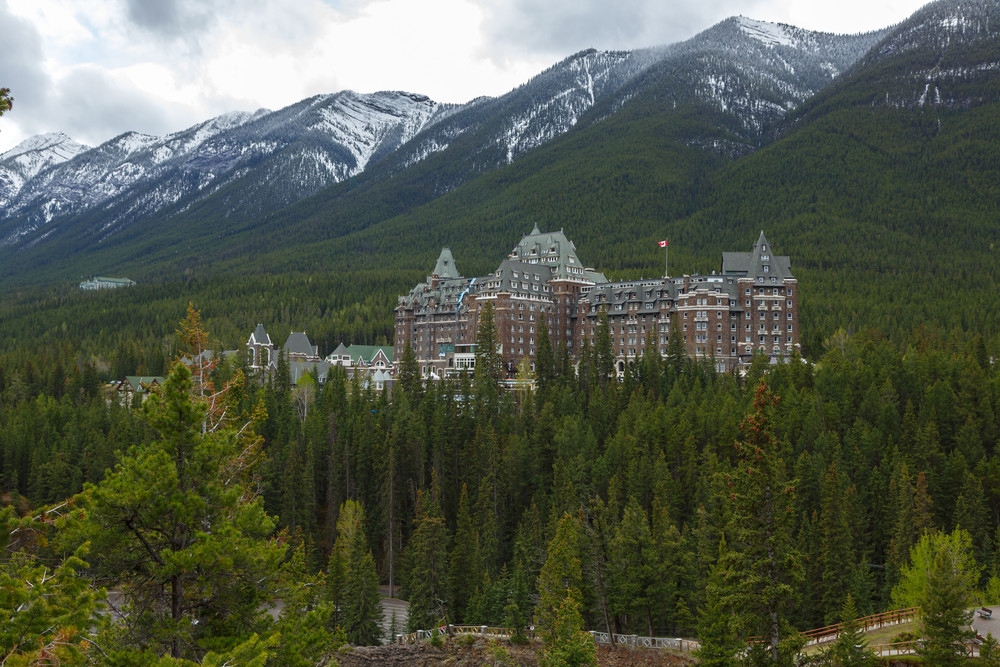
0,15,886,275
0,0,998,353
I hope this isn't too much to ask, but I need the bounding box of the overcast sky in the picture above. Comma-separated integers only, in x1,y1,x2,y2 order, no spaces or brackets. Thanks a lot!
1,0,930,153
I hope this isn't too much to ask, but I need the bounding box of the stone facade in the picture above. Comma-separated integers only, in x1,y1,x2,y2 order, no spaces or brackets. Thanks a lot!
394,228,799,378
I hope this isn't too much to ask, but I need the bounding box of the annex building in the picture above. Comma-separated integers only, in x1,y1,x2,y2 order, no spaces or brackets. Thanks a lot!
394,227,799,378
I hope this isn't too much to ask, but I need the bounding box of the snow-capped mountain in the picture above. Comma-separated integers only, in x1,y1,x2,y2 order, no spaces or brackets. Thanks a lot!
0,10,922,260
846,0,1000,109
0,92,453,246
588,16,887,156
0,133,89,209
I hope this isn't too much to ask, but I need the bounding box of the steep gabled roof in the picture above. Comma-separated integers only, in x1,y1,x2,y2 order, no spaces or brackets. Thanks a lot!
506,227,606,283
348,345,395,365
432,248,460,280
249,323,271,346
120,376,165,392
284,332,318,357
721,232,793,280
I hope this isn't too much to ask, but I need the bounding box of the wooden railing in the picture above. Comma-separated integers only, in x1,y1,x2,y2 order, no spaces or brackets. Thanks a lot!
800,607,919,645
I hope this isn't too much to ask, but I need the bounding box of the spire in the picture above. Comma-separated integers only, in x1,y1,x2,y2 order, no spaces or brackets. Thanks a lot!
530,223,541,235
432,247,460,279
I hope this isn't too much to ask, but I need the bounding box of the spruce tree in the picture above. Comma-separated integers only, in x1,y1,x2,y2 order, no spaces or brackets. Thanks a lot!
889,528,980,662
829,594,875,667
695,537,742,667
473,301,503,414
538,595,598,667
405,486,450,631
719,382,803,665
536,313,556,393
594,312,614,386
397,340,422,400
343,528,383,645
536,512,584,641
448,484,481,622
329,499,382,645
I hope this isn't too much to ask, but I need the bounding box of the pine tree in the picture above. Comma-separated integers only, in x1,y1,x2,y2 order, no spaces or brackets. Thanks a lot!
397,340,422,400
448,484,481,622
695,537,742,667
0,508,102,664
536,313,556,393
719,381,803,665
536,512,584,641
919,542,977,664
343,528,383,645
538,595,598,667
78,362,288,659
405,486,450,631
829,594,875,666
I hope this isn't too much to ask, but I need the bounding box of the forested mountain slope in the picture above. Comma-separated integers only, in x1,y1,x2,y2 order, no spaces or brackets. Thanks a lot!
0,16,882,284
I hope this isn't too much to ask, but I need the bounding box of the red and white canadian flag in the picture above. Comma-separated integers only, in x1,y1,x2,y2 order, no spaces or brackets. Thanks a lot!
658,239,668,248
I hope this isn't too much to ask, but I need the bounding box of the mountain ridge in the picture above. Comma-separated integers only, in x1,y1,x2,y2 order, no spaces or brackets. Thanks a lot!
0,14,887,277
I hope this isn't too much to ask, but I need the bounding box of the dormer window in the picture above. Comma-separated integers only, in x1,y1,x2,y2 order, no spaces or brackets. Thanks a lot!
762,254,769,261
764,265,770,273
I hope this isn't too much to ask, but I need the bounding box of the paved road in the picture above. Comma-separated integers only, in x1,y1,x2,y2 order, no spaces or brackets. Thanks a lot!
380,585,409,641
972,604,1000,640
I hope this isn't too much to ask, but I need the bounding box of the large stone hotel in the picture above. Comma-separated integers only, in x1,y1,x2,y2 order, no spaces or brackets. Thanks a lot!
394,226,799,378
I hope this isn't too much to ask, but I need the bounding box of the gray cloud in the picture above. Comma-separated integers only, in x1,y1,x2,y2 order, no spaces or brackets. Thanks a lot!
121,0,223,39
481,0,774,58
124,0,183,32
0,4,53,137
47,66,180,145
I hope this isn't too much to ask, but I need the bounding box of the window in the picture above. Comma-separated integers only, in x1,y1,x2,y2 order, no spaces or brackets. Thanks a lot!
763,265,769,273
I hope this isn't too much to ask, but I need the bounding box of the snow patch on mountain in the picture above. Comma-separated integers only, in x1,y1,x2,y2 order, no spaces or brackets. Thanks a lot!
738,17,798,48
0,133,90,207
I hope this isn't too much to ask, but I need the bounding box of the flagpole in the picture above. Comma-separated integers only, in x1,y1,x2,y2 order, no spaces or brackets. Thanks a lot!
665,240,668,279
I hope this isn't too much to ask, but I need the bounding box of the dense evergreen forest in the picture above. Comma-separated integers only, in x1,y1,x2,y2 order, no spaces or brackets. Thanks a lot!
2,299,999,663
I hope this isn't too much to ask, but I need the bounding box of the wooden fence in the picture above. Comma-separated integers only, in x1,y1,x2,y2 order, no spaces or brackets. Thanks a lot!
800,607,919,645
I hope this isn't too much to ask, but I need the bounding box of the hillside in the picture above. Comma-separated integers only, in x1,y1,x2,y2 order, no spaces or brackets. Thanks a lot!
0,0,997,360
0,16,883,288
